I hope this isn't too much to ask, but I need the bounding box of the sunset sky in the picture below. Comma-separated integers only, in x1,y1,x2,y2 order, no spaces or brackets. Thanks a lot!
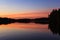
0,0,60,18
0,0,60,39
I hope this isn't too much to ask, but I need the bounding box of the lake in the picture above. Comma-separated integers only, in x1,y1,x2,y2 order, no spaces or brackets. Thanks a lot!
0,23,60,40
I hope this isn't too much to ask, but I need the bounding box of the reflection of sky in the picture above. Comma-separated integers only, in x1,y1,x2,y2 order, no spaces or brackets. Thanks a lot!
0,23,48,29
0,0,60,15
0,23,59,40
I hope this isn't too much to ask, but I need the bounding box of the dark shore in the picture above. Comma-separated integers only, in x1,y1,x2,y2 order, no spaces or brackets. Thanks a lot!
0,17,48,25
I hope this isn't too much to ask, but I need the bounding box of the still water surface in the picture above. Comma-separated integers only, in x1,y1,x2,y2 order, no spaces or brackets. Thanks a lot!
0,23,60,40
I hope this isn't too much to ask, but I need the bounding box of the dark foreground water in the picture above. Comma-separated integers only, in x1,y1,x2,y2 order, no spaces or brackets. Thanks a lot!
0,23,60,40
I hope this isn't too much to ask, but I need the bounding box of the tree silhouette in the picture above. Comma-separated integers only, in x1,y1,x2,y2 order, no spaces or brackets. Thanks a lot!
49,9,60,35
33,18,48,24
0,17,16,25
0,17,48,25
16,18,31,23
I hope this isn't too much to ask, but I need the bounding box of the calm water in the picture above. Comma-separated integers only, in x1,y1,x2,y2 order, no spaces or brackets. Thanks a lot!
0,23,60,40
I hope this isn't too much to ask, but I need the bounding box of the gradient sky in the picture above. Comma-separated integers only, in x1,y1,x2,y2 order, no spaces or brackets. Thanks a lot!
0,0,60,18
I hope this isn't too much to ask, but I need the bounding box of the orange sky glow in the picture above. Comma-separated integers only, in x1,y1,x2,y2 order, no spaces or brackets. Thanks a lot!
0,11,49,19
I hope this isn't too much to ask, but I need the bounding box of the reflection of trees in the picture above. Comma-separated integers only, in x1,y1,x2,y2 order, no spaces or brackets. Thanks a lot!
49,9,60,35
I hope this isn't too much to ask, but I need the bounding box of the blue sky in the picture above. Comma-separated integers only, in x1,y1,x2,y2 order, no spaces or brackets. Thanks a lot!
0,0,60,15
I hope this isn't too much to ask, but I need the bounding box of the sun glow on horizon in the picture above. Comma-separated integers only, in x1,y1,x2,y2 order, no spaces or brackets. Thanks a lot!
0,11,49,19
0,0,60,18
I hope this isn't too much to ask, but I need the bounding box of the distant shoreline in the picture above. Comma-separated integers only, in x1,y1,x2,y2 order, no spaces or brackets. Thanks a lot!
0,17,48,25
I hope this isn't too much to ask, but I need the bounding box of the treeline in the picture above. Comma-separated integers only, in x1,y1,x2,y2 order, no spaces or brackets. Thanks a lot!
0,17,48,25
49,9,60,35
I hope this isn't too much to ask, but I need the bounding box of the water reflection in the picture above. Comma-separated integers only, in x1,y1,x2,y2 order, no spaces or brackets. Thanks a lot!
49,23,60,35
0,23,60,40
